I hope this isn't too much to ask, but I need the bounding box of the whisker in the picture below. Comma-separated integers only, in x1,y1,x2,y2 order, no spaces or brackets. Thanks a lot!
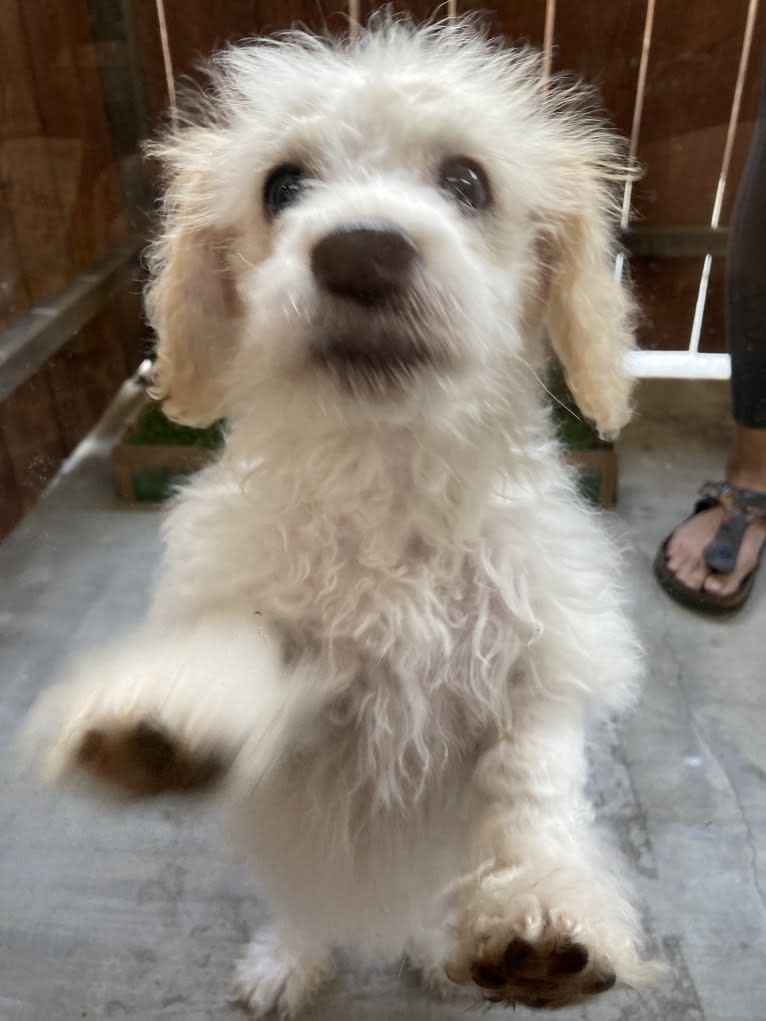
511,348,584,425
235,250,259,271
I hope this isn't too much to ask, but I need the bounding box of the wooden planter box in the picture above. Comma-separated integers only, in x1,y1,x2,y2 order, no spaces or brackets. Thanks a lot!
112,401,219,503
113,403,618,507
549,367,618,508
566,446,618,508
113,442,214,503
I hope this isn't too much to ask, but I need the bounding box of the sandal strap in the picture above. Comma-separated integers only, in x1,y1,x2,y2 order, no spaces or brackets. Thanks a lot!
696,481,766,573
697,481,766,517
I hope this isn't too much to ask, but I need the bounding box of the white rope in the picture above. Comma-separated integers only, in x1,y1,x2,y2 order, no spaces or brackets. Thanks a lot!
615,0,656,284
154,0,177,130
542,0,556,90
689,0,760,354
348,0,360,43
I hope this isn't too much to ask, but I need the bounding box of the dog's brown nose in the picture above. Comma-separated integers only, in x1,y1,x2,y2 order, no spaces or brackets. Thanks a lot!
311,222,419,305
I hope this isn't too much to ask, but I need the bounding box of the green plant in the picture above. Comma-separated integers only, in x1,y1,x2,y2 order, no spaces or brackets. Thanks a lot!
126,401,223,449
546,366,603,451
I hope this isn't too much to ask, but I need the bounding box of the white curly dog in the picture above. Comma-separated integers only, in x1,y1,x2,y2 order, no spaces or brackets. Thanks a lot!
24,17,661,1016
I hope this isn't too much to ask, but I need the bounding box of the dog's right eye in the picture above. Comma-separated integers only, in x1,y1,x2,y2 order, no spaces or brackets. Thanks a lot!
439,156,491,213
263,164,306,217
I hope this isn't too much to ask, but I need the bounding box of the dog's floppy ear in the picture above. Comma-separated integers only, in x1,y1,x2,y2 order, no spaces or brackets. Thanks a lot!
146,227,241,427
544,187,635,441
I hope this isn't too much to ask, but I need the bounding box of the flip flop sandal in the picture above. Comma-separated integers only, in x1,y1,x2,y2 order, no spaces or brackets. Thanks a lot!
654,481,766,616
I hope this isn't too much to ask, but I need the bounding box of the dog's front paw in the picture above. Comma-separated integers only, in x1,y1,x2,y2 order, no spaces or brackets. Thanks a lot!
21,671,232,799
233,930,331,1019
446,867,656,1009
450,904,615,1009
71,717,228,797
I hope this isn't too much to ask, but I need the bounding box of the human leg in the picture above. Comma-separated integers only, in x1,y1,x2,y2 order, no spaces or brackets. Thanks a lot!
659,60,766,607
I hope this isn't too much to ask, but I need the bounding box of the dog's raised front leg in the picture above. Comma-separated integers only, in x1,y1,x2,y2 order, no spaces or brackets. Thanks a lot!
443,698,657,1009
21,614,313,799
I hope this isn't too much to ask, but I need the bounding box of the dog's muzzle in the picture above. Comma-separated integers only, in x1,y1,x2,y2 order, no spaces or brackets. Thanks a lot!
311,220,419,306
309,220,434,392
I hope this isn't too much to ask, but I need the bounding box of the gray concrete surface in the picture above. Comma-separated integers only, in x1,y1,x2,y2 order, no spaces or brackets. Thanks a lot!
1,379,763,1021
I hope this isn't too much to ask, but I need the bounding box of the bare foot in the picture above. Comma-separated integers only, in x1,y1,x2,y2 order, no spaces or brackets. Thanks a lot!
666,503,766,597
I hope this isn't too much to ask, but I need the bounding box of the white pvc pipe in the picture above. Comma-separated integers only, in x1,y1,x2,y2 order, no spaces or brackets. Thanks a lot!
626,350,731,379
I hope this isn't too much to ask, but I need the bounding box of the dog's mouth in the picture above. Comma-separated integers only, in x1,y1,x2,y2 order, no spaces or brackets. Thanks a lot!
310,332,435,392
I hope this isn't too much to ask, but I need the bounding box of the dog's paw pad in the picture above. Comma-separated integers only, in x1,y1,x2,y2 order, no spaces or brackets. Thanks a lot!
472,935,591,987
459,920,617,1009
548,939,591,975
73,718,227,797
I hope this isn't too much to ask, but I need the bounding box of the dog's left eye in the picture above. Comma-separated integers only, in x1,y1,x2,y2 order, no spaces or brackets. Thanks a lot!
439,156,491,212
263,164,306,217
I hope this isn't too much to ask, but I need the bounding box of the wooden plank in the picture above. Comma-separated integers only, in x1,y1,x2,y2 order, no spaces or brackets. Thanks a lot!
65,0,132,247
154,0,219,83
45,297,133,456
85,0,155,234
0,1,142,539
0,208,31,332
458,0,545,47
149,0,344,88
115,283,149,377
550,0,757,356
131,0,349,128
634,1,755,225
87,0,152,161
43,342,97,459
630,257,705,351
0,428,24,540
0,244,138,402
359,0,440,24
631,255,727,356
130,0,170,124
17,0,89,271
51,1,146,437
622,226,729,258
228,1,347,38
628,1,759,354
0,371,66,511
0,3,74,305
553,0,648,139
721,37,766,224
18,0,127,271
0,1,71,521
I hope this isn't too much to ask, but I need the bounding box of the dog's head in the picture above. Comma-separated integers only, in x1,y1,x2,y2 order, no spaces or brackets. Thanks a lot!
146,20,635,441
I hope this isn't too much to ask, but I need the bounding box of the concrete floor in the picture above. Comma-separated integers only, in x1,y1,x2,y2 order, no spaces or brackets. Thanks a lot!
1,380,763,1021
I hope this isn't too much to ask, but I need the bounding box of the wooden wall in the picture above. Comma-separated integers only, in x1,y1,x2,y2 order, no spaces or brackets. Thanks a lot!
1,0,764,540
0,0,147,538
131,0,766,355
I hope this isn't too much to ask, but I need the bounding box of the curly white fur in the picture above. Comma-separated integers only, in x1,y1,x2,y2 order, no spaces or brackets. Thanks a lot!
22,16,661,1016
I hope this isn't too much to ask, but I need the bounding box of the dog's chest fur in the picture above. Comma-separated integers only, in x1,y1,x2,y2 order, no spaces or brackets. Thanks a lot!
162,443,524,803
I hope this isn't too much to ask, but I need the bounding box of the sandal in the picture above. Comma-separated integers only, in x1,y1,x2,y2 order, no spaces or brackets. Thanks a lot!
654,481,766,616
